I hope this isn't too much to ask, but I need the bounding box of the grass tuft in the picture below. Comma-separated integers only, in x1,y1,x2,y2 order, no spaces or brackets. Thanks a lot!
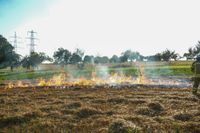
107,98,128,104
108,119,141,133
66,102,82,109
76,108,102,118
173,113,192,121
148,102,164,112
0,112,39,128
136,102,164,117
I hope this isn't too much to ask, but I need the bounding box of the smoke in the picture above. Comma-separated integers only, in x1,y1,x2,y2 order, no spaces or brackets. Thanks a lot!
143,61,191,86
144,62,171,77
95,65,109,79
4,61,191,88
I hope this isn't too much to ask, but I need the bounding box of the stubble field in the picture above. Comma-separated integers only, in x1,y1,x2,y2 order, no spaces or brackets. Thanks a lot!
0,86,199,133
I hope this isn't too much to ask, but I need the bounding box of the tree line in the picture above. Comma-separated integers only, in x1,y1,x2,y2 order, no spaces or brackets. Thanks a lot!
0,34,199,71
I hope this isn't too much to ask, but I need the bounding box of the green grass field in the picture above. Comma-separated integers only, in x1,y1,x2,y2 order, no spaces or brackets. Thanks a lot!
0,61,193,81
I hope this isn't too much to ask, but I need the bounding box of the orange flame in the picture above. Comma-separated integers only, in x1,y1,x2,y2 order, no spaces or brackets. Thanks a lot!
4,63,183,89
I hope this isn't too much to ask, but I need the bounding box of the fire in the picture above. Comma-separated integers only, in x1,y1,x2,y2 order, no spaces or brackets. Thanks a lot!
4,70,150,89
6,82,15,89
73,78,96,86
136,63,149,84
5,80,28,89
36,72,138,87
38,73,67,86
3,63,186,89
107,73,133,84
38,78,46,86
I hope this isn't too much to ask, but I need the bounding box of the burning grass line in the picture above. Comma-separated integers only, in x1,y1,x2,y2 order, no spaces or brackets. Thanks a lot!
0,83,192,91
2,70,193,90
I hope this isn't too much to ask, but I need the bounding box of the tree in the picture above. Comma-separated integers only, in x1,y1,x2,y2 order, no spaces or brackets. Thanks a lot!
147,53,162,61
74,48,84,59
171,53,180,61
21,56,31,70
183,41,200,60
120,50,142,62
53,48,71,65
21,52,52,70
161,49,175,61
121,50,131,62
129,51,141,61
119,55,127,62
6,51,21,71
101,56,109,64
110,55,120,63
69,48,85,64
183,47,195,60
0,35,20,71
155,53,162,61
194,41,200,55
94,56,109,64
83,55,94,64
94,56,101,64
38,52,52,62
69,53,82,64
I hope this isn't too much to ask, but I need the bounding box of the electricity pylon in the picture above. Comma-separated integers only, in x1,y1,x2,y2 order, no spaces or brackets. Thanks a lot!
10,32,21,53
26,30,38,54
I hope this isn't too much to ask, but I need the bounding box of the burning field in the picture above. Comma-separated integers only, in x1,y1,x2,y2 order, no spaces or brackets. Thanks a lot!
0,63,199,133
2,62,192,90
0,70,200,133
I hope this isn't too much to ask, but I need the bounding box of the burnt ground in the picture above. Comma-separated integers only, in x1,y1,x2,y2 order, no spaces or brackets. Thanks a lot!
0,86,200,133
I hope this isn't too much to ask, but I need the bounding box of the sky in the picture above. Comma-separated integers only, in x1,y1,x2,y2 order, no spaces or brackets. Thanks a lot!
1,0,200,57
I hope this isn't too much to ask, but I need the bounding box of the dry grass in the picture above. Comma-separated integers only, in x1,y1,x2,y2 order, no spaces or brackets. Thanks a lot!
0,87,199,132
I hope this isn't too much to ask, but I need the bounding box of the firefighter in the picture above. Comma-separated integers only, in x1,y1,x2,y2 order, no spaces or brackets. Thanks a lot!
191,55,200,94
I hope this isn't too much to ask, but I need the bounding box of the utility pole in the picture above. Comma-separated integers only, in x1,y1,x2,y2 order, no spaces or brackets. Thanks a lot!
10,32,21,53
26,30,38,54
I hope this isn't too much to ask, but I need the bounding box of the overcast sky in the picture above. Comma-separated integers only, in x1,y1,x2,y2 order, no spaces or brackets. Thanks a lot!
1,0,200,57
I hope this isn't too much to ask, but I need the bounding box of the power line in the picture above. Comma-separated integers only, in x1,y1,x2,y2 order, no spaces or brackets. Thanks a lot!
26,30,38,54
10,32,22,53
